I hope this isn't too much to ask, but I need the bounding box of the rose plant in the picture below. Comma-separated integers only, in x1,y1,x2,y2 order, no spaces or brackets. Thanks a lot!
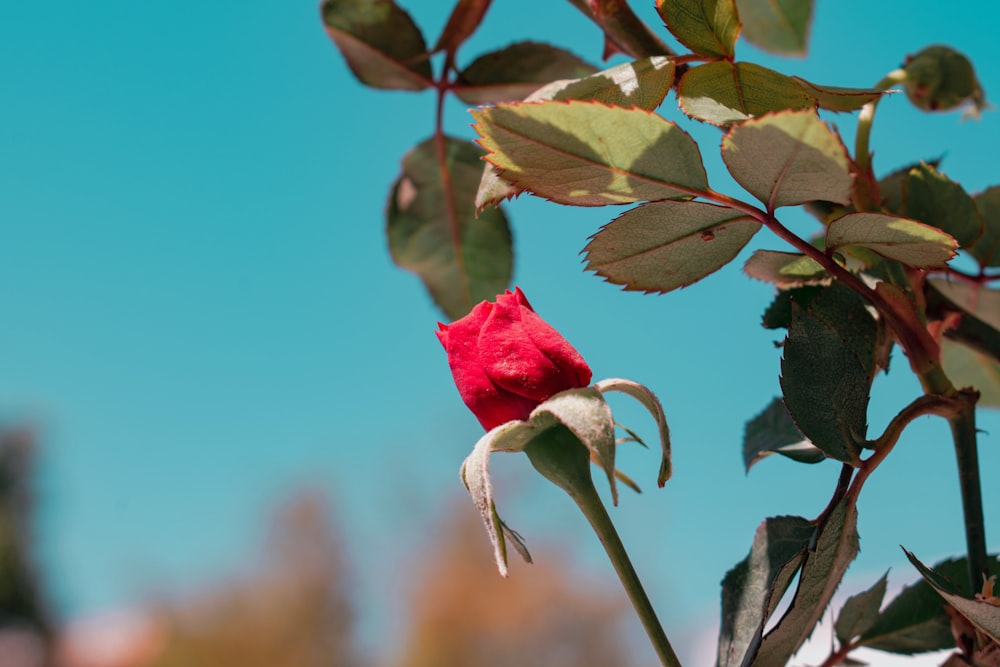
323,0,1000,665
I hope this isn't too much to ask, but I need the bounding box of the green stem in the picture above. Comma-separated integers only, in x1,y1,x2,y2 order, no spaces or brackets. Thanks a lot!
563,0,674,59
949,397,989,587
524,428,682,667
853,69,906,209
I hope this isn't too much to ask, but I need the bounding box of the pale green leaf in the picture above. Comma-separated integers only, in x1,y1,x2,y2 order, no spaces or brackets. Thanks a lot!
722,111,852,209
453,42,596,104
929,279,1000,331
904,549,1000,643
925,280,1000,368
321,0,433,90
792,76,886,112
826,212,958,268
903,163,983,249
743,250,828,287
473,101,709,206
584,200,760,292
754,498,860,665
941,340,1000,408
717,515,815,667
678,61,815,125
743,397,824,471
970,186,1000,267
835,573,888,646
474,57,677,210
387,137,511,319
655,0,740,58
735,0,813,56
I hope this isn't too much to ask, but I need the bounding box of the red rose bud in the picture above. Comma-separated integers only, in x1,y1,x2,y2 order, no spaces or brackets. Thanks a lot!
437,288,593,430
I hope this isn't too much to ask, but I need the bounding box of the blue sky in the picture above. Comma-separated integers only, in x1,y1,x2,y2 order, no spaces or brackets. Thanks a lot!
4,0,1000,663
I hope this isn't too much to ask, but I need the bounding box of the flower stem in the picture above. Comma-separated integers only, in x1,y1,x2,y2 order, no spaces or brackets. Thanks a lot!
524,427,682,667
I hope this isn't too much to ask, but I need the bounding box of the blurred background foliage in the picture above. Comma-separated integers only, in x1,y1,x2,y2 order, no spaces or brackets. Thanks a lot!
0,442,636,667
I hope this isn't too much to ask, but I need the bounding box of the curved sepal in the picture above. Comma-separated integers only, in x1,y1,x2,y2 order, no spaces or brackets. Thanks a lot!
595,378,672,486
459,420,540,576
531,387,618,504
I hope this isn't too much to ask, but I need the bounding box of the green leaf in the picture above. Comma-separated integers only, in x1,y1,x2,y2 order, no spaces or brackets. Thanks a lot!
584,201,761,293
678,61,815,125
902,45,987,116
761,285,826,329
743,397,824,471
925,279,1000,369
835,572,888,646
743,250,828,287
779,284,876,464
655,0,740,58
941,340,1000,408
860,556,988,654
826,212,958,268
904,549,1000,643
433,0,492,55
473,101,709,206
734,0,813,56
876,157,943,215
387,137,512,319
717,515,815,667
722,111,852,210
902,163,983,249
474,57,677,210
970,186,1000,267
792,76,886,112
453,42,597,105
321,0,433,91
754,498,860,665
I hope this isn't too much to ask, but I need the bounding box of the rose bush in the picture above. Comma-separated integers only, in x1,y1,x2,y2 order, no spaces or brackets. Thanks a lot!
436,287,592,430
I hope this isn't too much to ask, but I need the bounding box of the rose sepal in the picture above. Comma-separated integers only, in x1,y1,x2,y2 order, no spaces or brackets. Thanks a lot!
459,380,671,576
595,378,672,486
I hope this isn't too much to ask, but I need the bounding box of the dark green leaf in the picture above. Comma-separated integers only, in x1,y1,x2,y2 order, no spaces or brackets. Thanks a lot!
743,250,828,287
876,157,943,215
434,0,492,55
792,77,886,112
387,137,511,319
655,0,740,58
860,556,987,654
722,111,853,210
584,201,760,293
734,0,813,55
474,57,677,210
903,549,1000,643
826,212,957,268
473,101,709,206
453,42,597,105
970,186,1000,267
717,515,815,667
761,285,826,329
754,498,860,665
678,61,815,125
743,397,824,471
780,284,876,464
835,572,888,646
902,163,983,249
321,0,433,91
